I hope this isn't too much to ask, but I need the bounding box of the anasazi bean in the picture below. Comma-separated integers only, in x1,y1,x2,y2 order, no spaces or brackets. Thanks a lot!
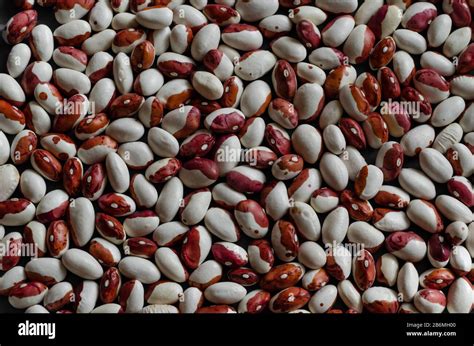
0,0,472,316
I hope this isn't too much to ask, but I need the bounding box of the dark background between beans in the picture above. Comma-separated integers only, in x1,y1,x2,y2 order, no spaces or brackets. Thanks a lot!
0,0,460,315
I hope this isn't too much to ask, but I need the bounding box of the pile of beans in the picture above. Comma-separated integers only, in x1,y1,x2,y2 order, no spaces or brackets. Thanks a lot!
0,0,473,314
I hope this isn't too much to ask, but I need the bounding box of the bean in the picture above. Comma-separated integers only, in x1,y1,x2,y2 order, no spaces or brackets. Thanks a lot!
118,256,161,284
338,280,362,312
427,14,452,48
204,282,246,304
397,262,418,302
362,286,399,313
0,0,473,316
447,278,473,313
62,249,103,280
414,289,446,313
308,284,337,313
